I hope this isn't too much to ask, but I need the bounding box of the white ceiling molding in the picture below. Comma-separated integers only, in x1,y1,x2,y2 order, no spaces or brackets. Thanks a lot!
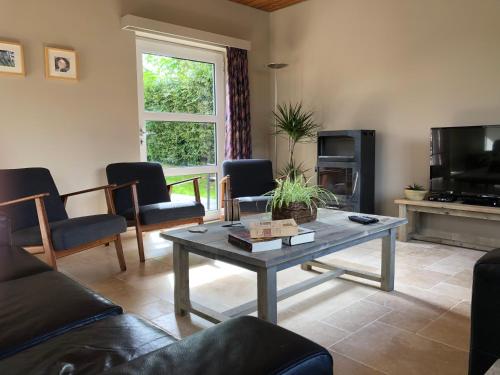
121,15,251,51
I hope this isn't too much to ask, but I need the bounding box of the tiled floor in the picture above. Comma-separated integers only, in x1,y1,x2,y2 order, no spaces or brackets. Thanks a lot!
52,228,481,375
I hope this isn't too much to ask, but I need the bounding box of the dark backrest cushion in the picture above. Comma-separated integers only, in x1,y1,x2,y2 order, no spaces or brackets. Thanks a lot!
106,163,170,215
222,159,275,198
0,168,68,231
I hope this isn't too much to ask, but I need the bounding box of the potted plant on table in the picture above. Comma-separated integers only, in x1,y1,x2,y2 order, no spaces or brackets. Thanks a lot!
273,103,320,179
266,177,337,224
404,183,428,201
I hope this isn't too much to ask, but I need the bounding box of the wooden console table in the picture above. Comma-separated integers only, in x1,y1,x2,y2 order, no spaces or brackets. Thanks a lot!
395,199,500,251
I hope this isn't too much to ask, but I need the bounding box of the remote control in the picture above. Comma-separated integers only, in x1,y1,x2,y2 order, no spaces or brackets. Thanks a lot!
348,215,379,225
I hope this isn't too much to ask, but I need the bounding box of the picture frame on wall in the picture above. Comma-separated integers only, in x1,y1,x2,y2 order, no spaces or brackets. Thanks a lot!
44,46,78,81
0,40,25,76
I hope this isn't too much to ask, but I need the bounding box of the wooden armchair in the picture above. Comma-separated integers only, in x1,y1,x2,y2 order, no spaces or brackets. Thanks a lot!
0,168,127,271
221,159,276,214
106,163,205,262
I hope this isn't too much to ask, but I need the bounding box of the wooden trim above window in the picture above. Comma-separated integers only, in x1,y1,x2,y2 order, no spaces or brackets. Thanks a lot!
121,15,251,51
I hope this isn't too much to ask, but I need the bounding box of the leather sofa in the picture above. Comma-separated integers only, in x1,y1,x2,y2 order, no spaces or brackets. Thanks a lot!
469,249,500,375
0,216,333,374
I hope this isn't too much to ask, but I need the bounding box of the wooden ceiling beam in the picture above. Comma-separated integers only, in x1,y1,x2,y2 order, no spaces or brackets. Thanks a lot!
229,0,307,12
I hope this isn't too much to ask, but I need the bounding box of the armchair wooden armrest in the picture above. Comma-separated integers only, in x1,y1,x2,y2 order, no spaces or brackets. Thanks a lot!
219,175,231,208
167,177,201,204
109,180,140,191
0,193,50,207
0,192,55,266
60,184,117,212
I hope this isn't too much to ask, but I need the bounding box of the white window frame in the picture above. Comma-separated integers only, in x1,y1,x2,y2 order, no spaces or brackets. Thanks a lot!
136,38,226,219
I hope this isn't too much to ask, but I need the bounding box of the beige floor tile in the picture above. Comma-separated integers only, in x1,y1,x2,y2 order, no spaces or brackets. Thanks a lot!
395,264,450,289
128,299,175,320
445,270,473,289
332,321,468,375
418,301,471,351
152,312,213,339
278,310,349,348
370,284,461,332
280,279,379,320
105,288,161,312
322,300,391,332
330,351,387,375
430,282,472,302
425,252,482,276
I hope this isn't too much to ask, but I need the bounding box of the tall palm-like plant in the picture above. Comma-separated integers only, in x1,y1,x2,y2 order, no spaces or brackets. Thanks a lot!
273,103,320,179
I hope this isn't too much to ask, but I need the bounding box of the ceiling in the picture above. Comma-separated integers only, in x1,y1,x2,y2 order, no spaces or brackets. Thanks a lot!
229,0,307,12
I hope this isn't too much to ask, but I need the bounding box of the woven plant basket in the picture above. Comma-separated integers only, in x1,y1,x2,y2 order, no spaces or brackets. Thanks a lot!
272,203,317,224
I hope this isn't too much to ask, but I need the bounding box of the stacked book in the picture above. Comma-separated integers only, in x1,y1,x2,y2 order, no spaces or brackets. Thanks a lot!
228,219,315,252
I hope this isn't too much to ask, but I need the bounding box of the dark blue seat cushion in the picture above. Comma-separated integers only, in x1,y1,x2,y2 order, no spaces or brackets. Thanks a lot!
0,271,122,359
0,314,176,374
106,163,170,216
222,159,275,198
237,196,271,213
124,202,205,225
11,214,126,250
0,168,68,232
0,245,52,282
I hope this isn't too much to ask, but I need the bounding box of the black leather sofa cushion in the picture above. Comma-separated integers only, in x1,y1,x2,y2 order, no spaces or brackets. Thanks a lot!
123,201,205,225
103,316,333,375
0,245,52,282
0,314,176,375
0,271,122,359
11,214,127,250
469,248,500,375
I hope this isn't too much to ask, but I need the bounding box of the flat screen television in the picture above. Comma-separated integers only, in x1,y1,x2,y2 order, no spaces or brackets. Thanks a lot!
430,125,500,198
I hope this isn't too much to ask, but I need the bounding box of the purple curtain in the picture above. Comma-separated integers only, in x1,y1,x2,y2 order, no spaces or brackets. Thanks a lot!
225,47,252,160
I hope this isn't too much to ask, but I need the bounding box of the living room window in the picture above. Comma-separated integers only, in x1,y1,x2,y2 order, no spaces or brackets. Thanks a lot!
136,38,225,218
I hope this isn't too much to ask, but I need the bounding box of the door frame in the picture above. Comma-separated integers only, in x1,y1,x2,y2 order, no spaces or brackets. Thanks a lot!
135,38,226,219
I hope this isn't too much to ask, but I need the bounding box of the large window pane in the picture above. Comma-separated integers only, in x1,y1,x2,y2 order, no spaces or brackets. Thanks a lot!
142,53,215,115
168,173,217,211
146,121,215,167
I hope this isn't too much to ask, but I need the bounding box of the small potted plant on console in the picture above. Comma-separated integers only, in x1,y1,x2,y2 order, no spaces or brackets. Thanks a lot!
404,183,428,201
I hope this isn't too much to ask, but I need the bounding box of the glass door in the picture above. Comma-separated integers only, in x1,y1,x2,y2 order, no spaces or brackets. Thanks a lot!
136,39,225,219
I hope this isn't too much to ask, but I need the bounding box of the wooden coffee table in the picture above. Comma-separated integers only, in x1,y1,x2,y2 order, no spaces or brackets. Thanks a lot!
160,209,407,324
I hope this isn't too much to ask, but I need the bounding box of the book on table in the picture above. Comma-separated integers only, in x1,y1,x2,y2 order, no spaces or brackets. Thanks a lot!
248,219,298,238
228,228,282,252
282,227,315,246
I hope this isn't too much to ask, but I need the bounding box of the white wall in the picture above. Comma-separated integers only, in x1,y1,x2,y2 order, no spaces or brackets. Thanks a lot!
0,0,271,216
270,0,500,217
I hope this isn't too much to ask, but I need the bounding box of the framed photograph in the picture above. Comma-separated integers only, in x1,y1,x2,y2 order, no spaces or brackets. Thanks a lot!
45,47,78,81
0,41,25,76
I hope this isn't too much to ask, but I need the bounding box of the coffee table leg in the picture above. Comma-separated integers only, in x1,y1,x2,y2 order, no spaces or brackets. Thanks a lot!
381,228,396,291
257,267,278,324
173,242,190,316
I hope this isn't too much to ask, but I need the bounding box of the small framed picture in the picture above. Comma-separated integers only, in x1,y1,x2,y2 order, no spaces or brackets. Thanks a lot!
45,47,78,81
0,41,25,76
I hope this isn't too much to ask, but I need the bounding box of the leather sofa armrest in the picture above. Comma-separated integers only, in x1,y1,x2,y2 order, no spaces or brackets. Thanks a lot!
469,249,500,375
0,216,12,246
103,316,333,375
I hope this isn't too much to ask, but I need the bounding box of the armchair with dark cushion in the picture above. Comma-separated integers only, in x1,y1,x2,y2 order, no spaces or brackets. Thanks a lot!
106,162,205,262
0,168,127,270
221,159,275,213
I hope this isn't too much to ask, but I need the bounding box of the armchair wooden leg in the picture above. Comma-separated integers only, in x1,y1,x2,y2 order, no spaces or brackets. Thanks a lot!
197,217,204,225
114,235,127,271
46,248,58,270
135,226,146,263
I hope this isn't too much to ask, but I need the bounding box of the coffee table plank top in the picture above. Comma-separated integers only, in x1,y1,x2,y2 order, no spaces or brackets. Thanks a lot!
161,209,407,269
